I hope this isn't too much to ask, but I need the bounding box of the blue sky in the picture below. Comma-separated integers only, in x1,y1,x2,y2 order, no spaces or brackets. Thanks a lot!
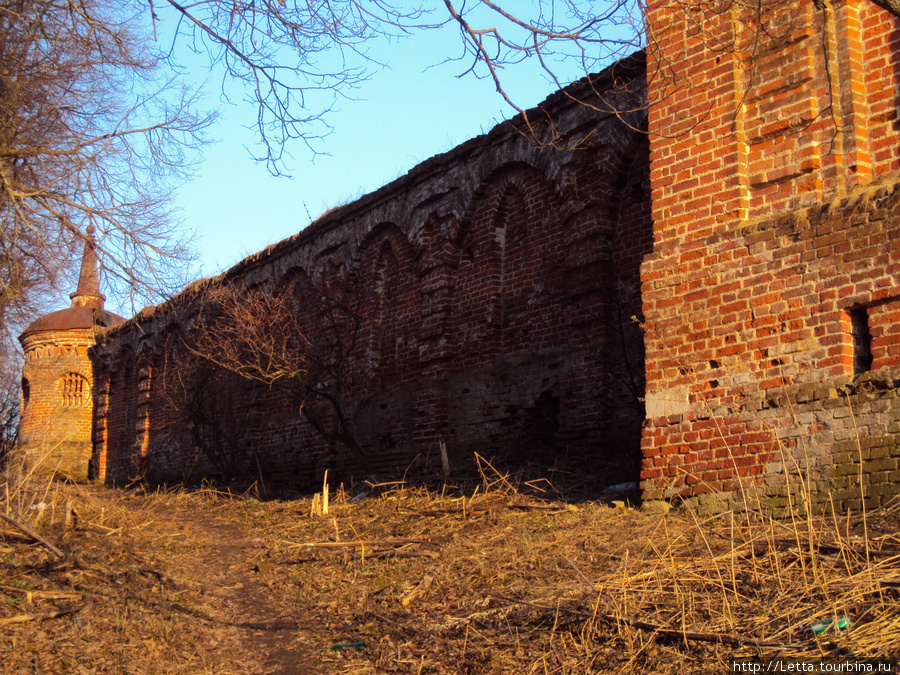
173,21,591,282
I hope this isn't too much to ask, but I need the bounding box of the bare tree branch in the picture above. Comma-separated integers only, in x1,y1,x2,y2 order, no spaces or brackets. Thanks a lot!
183,272,374,472
0,0,213,362
154,0,432,173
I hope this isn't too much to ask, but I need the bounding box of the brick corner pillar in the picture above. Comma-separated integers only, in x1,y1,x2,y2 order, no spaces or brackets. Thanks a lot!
640,1,753,503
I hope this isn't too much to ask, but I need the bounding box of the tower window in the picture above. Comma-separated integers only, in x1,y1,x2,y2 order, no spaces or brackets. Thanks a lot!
60,373,89,407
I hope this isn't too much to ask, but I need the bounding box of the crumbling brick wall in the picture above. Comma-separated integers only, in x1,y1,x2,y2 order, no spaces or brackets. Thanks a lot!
642,0,900,510
94,59,653,490
641,185,900,511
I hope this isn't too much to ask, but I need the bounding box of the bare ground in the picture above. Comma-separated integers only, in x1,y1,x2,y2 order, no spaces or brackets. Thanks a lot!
2,473,900,674
115,492,317,675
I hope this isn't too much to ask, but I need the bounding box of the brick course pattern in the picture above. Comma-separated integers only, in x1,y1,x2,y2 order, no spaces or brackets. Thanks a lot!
93,62,652,489
641,0,900,510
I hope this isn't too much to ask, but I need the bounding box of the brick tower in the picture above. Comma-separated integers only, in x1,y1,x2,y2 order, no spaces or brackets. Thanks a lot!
17,228,124,480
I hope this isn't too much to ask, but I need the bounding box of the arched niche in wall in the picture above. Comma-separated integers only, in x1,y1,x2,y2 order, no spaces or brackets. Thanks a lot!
271,264,320,410
106,346,137,474
275,261,375,461
557,128,650,471
132,351,156,476
606,131,652,304
156,310,262,483
276,262,351,390
415,212,459,356
275,265,315,318
351,223,418,380
557,208,614,334
21,377,30,412
89,354,112,481
144,324,187,469
453,162,563,360
554,128,650,345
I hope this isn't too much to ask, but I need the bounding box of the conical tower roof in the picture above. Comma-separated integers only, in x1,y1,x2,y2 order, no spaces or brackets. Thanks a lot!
19,227,124,339
69,225,103,309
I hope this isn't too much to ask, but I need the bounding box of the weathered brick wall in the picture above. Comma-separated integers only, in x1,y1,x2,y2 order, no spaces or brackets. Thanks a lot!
641,184,900,511
95,60,653,490
642,0,900,510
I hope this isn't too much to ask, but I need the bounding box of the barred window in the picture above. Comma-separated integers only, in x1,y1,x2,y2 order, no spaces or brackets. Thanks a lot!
60,373,89,407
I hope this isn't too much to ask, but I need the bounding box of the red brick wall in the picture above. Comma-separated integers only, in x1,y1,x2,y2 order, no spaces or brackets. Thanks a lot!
642,0,900,510
96,61,653,490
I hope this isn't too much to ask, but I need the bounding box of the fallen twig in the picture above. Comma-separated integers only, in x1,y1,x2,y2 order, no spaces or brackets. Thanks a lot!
283,537,427,549
0,513,67,561
400,503,497,517
0,605,83,626
281,548,438,564
85,521,122,536
366,610,419,635
562,556,598,592
612,615,796,650
0,585,81,603
484,592,796,650
507,501,571,511
377,549,439,560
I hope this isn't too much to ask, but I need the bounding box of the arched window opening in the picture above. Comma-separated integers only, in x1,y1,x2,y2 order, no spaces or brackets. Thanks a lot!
21,378,30,410
60,373,89,407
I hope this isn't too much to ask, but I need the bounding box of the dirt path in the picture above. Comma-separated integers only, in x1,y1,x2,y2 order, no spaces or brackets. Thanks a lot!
112,492,316,675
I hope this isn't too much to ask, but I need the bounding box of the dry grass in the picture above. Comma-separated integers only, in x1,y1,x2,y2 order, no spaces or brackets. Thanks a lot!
0,458,286,674
262,469,900,674
1,457,899,674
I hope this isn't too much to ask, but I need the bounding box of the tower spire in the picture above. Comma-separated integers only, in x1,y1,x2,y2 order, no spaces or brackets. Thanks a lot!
69,225,105,310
